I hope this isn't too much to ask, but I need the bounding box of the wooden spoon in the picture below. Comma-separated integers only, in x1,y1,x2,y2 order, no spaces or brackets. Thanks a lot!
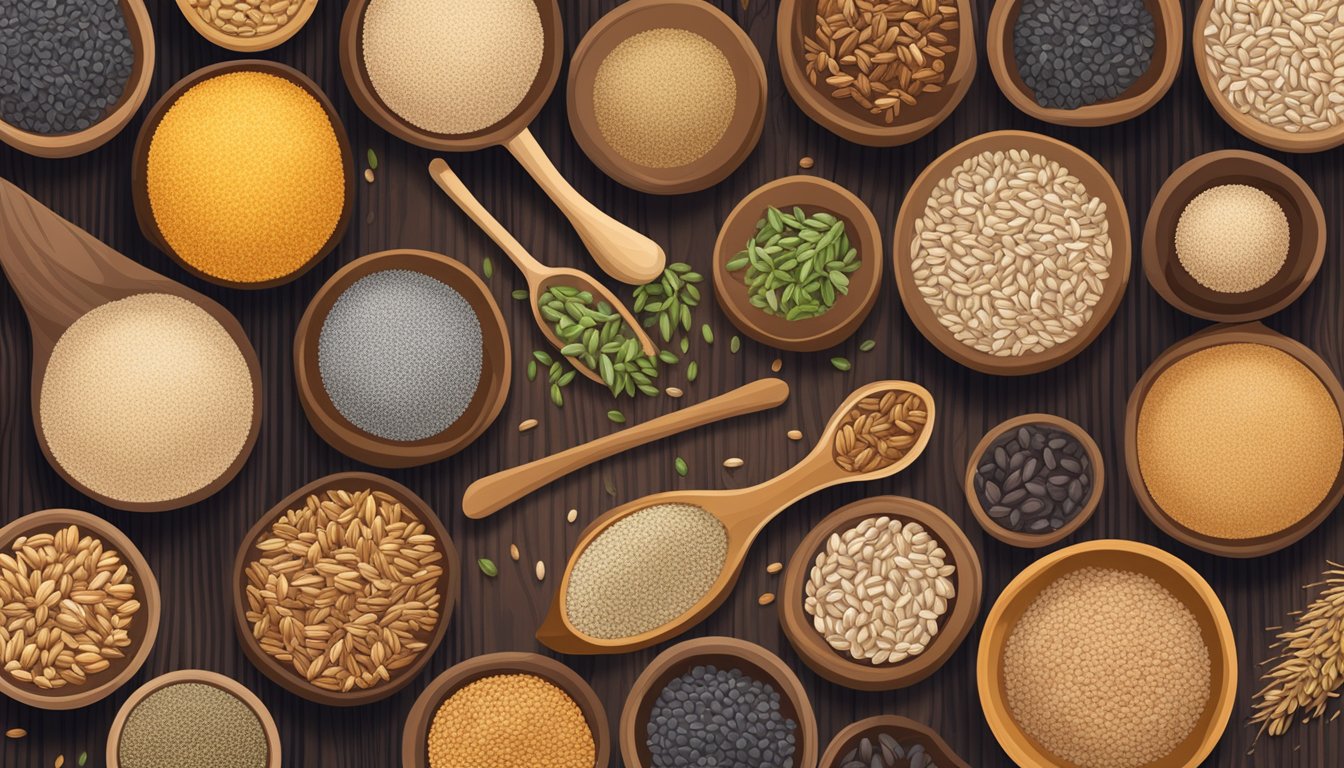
430,158,656,386
536,380,936,655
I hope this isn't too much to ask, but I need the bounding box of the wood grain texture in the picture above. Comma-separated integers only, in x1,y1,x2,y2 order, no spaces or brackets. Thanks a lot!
1,1,1341,765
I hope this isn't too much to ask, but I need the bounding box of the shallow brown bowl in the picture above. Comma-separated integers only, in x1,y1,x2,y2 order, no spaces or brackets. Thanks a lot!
1142,150,1326,322
714,175,883,352
401,652,610,768
1124,322,1344,558
620,636,820,768
294,249,511,468
107,669,282,768
820,715,970,768
987,0,1182,127
232,472,459,706
0,509,160,710
776,0,977,146
977,539,1237,768
964,414,1104,548
892,130,1132,375
779,497,981,691
174,0,319,52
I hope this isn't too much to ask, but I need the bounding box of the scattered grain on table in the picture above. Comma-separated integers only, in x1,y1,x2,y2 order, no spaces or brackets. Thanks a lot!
722,457,744,469
787,429,803,441
799,156,814,169
665,386,684,398
509,544,520,562
772,358,783,372
535,561,546,582
567,508,578,524
364,168,375,184
767,562,783,574
518,418,538,432
5,728,25,740
758,592,775,606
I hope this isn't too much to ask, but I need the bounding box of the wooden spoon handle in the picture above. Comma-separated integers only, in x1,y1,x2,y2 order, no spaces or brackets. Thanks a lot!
428,158,547,281
462,378,790,519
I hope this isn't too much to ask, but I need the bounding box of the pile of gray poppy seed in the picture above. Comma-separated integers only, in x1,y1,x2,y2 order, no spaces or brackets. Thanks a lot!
646,664,797,768
1012,0,1155,110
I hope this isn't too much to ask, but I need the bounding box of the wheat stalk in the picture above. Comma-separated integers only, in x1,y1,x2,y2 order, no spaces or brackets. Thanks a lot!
1251,561,1344,740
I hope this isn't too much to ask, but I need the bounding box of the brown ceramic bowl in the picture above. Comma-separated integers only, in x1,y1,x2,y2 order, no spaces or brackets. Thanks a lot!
174,0,319,52
714,176,883,352
232,472,459,706
977,539,1237,768
294,249,511,468
620,636,820,768
0,509,160,710
893,130,1132,375
1142,150,1326,322
964,414,1104,548
987,0,1182,126
131,60,354,290
820,716,970,768
776,0,977,146
778,497,981,691
567,0,767,195
107,670,282,768
1124,322,1344,558
401,652,610,768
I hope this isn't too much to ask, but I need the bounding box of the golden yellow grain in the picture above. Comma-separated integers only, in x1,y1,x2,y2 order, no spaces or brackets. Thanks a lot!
427,674,593,768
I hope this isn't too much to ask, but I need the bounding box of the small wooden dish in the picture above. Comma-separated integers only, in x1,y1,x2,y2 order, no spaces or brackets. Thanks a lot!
892,130,1132,375
779,497,982,691
987,0,1182,127
1124,322,1344,558
293,250,511,468
776,0,977,146
567,0,767,195
107,670,282,768
964,414,1104,548
620,637,820,768
232,472,459,706
820,716,970,768
131,60,354,290
0,0,155,158
1142,150,1326,322
401,652,610,768
977,539,1237,768
713,176,883,352
174,0,319,52
0,509,160,710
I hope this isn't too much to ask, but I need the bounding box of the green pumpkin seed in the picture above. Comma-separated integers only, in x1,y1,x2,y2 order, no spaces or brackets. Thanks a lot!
482,257,493,279
701,324,714,344
607,410,626,424
366,148,378,170
730,335,740,353
860,339,876,352
687,361,699,382
674,457,688,476
527,360,537,381
831,357,851,371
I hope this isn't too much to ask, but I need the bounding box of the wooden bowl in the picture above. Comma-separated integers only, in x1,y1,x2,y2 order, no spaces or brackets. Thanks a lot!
620,637,820,768
713,176,883,352
820,716,970,768
987,0,1182,126
131,60,354,290
964,414,1104,548
1124,322,1344,558
401,652,610,768
174,0,319,52
1142,150,1326,322
776,0,977,147
107,670,282,768
0,0,155,158
567,0,766,195
977,539,1237,768
892,130,1132,375
293,250,511,468
779,496,981,691
0,509,160,710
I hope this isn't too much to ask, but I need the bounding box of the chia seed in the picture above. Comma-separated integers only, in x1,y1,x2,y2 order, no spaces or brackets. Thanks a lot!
1012,0,1155,110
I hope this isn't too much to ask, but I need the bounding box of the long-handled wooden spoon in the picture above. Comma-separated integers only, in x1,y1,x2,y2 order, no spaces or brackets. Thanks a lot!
536,380,936,654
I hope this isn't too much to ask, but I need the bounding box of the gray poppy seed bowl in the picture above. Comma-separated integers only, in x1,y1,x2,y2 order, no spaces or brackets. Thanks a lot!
1012,0,1156,110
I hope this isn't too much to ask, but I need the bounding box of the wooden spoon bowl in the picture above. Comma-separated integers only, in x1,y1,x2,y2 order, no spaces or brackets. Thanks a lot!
820,715,970,768
174,0,319,52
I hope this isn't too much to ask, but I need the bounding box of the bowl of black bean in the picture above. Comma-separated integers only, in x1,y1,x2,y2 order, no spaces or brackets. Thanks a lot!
821,716,969,768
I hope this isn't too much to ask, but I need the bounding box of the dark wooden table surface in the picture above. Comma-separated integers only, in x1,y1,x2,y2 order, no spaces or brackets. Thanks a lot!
2,0,1341,765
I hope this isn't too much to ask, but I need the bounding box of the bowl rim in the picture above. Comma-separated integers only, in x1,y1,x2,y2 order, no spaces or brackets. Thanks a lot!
819,715,971,768
172,0,319,52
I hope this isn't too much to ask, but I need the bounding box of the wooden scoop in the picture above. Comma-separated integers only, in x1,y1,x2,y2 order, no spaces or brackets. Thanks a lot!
0,177,263,512
536,380,936,654
430,158,655,386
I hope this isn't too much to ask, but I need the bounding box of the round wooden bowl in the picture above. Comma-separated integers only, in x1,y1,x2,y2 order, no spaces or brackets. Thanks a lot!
714,176,883,352
174,0,319,52
1142,150,1326,322
964,414,1104,548
820,716,970,768
778,497,981,691
0,0,155,158
620,636,820,768
294,249,511,468
130,60,354,290
776,0,977,147
987,0,1182,127
0,509,160,710
567,0,767,195
107,670,282,768
892,130,1132,375
1124,322,1344,558
401,652,610,768
977,539,1237,768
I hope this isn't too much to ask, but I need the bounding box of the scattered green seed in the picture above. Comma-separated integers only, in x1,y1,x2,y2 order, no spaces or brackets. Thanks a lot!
680,337,690,354
701,324,714,344
687,361,699,382
482,257,493,279
366,148,378,170
78,754,87,767
603,476,616,497
831,356,852,371
512,289,528,301
534,350,554,366
478,558,498,577
527,360,537,381
730,335,740,353
607,410,626,424
674,457,688,476
859,339,876,352
550,384,564,407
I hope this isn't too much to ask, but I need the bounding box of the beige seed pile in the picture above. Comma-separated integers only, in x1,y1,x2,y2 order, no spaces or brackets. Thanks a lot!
565,503,727,640
189,0,307,39
833,388,929,472
910,148,1112,357
804,516,955,664
1002,567,1211,768
1176,183,1290,293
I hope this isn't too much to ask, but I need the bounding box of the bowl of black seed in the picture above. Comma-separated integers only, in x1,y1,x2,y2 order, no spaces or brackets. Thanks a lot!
964,414,1103,547
820,715,970,768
